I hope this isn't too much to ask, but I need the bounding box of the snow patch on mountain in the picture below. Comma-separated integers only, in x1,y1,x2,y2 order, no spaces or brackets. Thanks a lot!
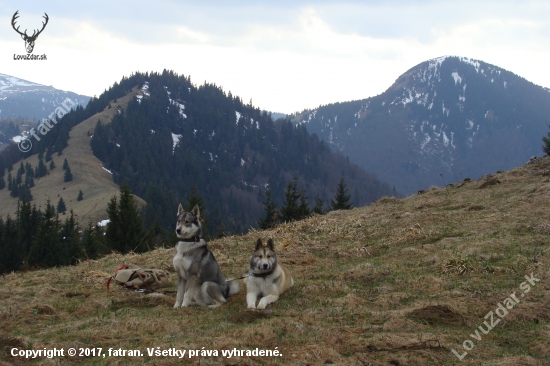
452,72,462,85
420,133,431,150
164,86,187,119
391,87,429,107
442,102,449,117
458,56,481,73
172,101,186,118
141,82,150,97
171,133,183,154
98,219,110,227
0,73,45,93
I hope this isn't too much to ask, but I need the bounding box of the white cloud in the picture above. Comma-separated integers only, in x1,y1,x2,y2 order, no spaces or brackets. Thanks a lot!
0,1,549,113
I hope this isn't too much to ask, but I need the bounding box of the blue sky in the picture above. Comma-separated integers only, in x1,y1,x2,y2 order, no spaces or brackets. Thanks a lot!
0,0,548,113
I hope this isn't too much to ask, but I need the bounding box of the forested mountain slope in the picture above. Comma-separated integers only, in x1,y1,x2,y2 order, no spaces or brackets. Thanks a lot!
90,71,396,234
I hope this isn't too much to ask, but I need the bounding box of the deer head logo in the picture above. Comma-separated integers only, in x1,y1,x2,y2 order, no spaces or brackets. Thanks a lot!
12,11,49,54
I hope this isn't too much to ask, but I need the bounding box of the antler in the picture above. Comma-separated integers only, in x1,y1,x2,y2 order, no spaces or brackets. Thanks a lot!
11,11,26,37
29,13,49,39
11,11,49,40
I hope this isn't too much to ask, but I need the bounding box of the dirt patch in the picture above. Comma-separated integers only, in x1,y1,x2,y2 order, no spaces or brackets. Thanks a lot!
228,310,270,323
467,204,485,211
63,291,90,298
21,304,57,316
285,254,317,265
365,339,443,352
479,175,501,188
407,305,465,326
0,336,27,349
111,294,174,310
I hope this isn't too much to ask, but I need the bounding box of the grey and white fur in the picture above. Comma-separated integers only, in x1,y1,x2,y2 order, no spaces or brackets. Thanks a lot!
245,238,294,309
173,204,239,308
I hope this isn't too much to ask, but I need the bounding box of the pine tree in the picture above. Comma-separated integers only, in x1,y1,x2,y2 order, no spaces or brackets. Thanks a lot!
543,125,550,156
280,176,301,222
25,162,34,179
45,147,52,162
58,211,82,265
28,201,59,268
77,190,84,201
186,184,209,240
82,221,105,259
330,178,352,211
15,169,22,185
9,174,18,198
17,162,25,176
35,158,47,178
257,188,278,229
64,166,73,182
312,194,325,215
0,217,4,273
16,200,39,256
25,172,34,188
105,195,120,252
57,197,67,214
49,159,55,170
298,189,311,219
18,184,33,201
118,185,145,252
0,175,5,190
106,185,145,253
62,158,69,170
0,215,24,273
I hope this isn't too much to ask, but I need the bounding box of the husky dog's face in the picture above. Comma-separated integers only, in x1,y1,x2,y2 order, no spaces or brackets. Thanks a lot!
175,203,202,239
250,238,277,272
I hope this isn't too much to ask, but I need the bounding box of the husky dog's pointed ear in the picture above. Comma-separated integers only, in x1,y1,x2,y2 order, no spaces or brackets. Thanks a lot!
191,204,200,219
177,203,184,215
255,238,263,251
267,238,275,250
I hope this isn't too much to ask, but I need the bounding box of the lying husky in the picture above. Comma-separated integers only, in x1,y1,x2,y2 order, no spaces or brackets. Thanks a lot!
245,238,294,309
173,204,239,308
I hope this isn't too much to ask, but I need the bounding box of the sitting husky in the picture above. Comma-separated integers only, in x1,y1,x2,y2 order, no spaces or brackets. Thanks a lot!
173,204,239,308
245,238,294,309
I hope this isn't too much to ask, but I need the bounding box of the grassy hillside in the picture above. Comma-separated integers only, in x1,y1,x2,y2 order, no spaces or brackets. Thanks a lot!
0,88,144,225
1,157,550,365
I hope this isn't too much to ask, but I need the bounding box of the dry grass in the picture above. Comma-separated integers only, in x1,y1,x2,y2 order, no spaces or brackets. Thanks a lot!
0,88,144,224
2,158,550,365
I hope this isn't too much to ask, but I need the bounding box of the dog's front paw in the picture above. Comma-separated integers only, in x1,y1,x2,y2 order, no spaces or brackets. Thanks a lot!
246,293,257,309
257,295,278,309
174,303,182,309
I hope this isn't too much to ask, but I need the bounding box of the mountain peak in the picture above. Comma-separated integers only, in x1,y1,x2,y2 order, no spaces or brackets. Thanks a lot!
292,56,550,196
0,73,55,97
0,73,90,120
425,55,482,70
